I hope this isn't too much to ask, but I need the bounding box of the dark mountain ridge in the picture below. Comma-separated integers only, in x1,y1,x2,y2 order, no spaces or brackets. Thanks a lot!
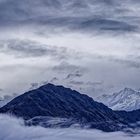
0,83,139,131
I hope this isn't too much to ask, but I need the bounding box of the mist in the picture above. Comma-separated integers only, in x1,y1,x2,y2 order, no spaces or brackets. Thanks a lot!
0,114,139,140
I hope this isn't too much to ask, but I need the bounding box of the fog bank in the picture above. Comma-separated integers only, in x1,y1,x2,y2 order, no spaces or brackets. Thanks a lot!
0,114,139,140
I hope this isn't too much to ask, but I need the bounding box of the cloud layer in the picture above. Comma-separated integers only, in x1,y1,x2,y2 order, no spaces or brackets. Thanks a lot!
0,114,140,140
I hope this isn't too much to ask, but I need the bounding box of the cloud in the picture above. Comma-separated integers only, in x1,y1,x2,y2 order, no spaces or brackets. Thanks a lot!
0,39,68,59
65,71,83,79
111,58,140,69
105,55,140,69
72,17,137,33
0,114,140,140
52,61,82,73
0,0,139,34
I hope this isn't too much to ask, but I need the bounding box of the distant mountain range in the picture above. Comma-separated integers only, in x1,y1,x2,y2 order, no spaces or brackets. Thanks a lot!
96,88,140,111
0,84,140,132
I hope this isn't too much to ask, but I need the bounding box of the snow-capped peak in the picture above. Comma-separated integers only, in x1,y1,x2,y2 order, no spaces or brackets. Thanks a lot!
96,88,140,111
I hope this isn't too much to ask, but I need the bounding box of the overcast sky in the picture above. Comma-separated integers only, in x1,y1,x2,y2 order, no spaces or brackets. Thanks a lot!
0,0,140,97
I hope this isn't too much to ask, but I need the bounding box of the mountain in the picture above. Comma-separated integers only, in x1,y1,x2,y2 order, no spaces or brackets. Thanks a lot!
96,88,140,111
0,83,129,132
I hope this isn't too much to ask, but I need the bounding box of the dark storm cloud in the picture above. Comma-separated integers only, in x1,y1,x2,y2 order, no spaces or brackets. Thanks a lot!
0,39,68,59
0,0,139,34
33,16,137,33
74,18,137,33
0,40,49,57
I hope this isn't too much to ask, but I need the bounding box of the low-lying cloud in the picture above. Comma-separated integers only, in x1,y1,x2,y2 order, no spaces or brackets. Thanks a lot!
0,114,140,140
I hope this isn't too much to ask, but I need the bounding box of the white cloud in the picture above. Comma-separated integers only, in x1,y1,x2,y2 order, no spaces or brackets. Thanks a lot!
0,114,139,140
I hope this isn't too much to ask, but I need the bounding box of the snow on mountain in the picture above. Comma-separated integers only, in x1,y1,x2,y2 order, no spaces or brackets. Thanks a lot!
96,88,140,111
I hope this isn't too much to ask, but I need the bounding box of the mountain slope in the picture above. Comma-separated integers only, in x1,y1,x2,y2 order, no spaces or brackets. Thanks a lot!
0,83,128,132
97,88,140,111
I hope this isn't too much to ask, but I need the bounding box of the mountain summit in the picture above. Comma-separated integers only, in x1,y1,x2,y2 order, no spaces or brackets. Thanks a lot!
97,88,140,111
